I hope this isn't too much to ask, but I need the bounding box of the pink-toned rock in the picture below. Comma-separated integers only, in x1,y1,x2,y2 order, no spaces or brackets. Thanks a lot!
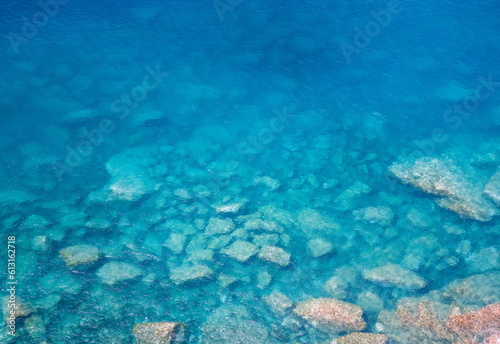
443,272,500,306
376,298,456,344
333,332,388,344
484,332,500,344
293,298,366,333
133,322,186,344
446,303,500,341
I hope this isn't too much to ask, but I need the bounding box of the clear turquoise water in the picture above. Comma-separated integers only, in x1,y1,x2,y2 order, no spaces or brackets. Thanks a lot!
1,0,499,343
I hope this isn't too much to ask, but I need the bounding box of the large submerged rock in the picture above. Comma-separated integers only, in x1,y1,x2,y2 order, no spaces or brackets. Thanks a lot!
377,272,500,344
377,298,456,344
334,332,388,344
97,261,143,285
257,246,291,266
133,322,186,344
298,208,340,237
221,240,258,262
293,298,366,334
389,157,498,222
446,303,500,343
59,244,101,269
88,147,161,202
169,264,213,285
443,271,500,307
484,169,500,207
307,237,333,258
363,263,427,290
205,218,235,236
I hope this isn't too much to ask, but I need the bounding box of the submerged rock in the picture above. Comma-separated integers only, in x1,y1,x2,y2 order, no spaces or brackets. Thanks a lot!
164,233,186,254
484,332,500,344
174,188,192,201
356,291,384,313
85,218,112,231
59,244,101,269
252,233,280,248
377,271,500,344
263,292,293,315
298,208,340,237
207,235,232,250
335,182,372,211
188,248,214,262
442,271,500,307
377,298,455,344
244,218,283,233
446,302,500,342
484,169,500,207
24,314,46,340
258,246,291,266
217,274,238,288
353,206,394,227
293,298,366,333
363,263,427,290
389,157,497,222
323,276,349,300
215,202,245,214
334,332,388,344
256,270,272,290
90,147,160,202
34,294,61,311
97,261,143,285
205,218,235,236
466,246,500,273
2,296,34,325
31,235,49,251
253,176,280,190
307,237,333,258
169,264,213,285
221,240,258,262
133,322,186,344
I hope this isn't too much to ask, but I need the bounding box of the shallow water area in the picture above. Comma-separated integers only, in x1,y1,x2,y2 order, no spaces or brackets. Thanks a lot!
1,0,500,343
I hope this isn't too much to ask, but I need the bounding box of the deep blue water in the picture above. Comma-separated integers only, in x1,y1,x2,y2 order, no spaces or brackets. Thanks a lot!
1,0,499,343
